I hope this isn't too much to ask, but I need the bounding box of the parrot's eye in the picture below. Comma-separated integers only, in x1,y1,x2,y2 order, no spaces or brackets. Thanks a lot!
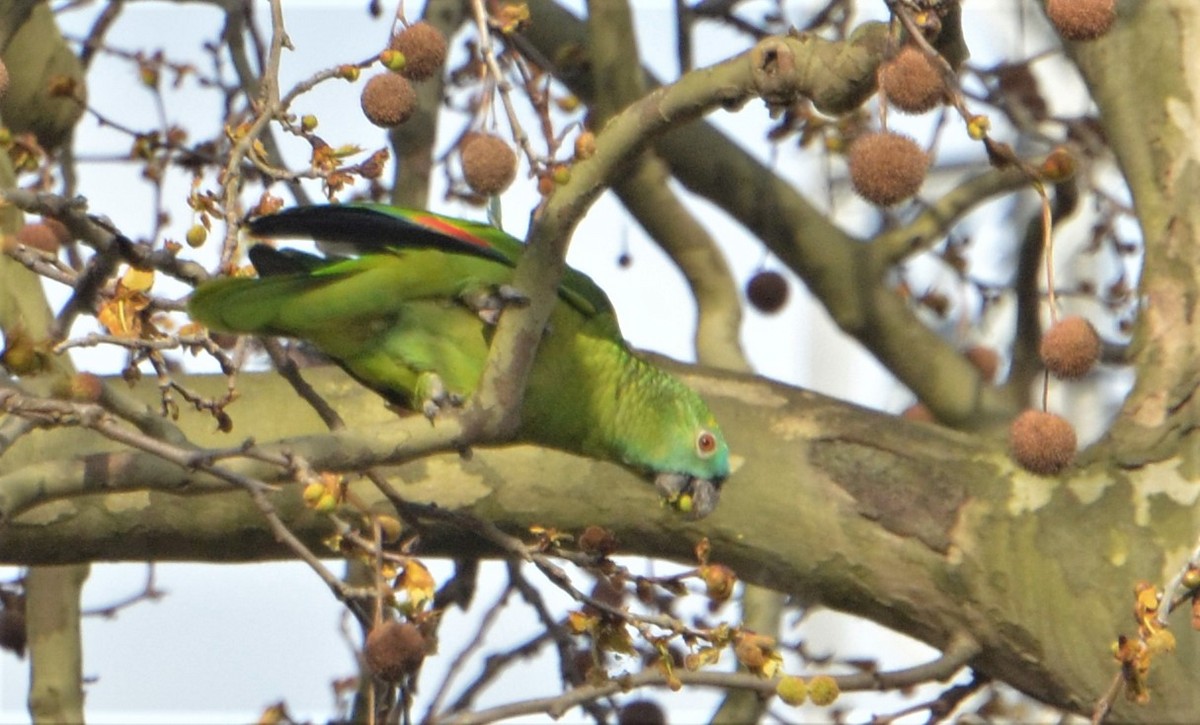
696,430,718,457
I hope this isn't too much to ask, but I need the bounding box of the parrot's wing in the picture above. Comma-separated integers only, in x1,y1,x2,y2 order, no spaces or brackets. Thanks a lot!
187,251,392,336
246,204,618,324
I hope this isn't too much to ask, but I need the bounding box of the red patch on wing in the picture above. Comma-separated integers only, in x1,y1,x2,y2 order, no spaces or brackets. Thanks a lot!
411,213,492,250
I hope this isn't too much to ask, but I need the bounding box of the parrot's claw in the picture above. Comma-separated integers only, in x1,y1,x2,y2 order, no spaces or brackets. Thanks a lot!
461,285,530,325
493,284,530,306
414,372,464,421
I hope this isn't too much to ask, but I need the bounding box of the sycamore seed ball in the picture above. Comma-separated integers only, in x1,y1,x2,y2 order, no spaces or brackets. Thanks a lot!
1046,0,1115,41
746,270,789,313
461,133,517,196
1040,316,1101,379
364,621,426,682
44,218,72,246
879,45,945,114
964,345,1000,383
578,524,618,556
390,21,448,81
901,402,936,423
1009,409,1076,475
360,73,417,128
68,373,104,403
848,131,928,206
15,223,61,253
617,701,666,725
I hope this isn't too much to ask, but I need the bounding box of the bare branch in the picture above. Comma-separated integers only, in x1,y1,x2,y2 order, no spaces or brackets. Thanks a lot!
437,631,981,725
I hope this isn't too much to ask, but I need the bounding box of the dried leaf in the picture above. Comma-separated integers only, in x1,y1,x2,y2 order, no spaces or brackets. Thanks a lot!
120,266,155,293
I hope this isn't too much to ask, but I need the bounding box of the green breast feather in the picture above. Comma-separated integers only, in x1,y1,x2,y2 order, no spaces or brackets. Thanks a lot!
188,204,730,517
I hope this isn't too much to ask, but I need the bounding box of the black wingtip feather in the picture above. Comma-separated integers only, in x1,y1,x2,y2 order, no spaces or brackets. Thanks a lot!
248,245,300,276
248,205,409,247
247,205,510,264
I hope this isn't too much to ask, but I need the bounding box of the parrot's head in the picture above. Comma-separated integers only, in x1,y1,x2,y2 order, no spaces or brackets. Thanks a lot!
644,410,730,520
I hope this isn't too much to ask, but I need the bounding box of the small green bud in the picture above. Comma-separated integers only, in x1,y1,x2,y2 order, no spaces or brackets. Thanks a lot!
380,49,407,72
776,675,808,706
808,675,840,706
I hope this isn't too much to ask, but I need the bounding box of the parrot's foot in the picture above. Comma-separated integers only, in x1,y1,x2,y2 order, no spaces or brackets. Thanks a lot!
414,372,464,421
460,285,530,325
655,472,721,519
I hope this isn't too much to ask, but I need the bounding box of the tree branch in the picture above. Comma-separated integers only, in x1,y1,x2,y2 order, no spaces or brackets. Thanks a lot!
438,629,980,725
515,0,1016,428
5,362,1186,718
586,0,749,373
472,25,887,438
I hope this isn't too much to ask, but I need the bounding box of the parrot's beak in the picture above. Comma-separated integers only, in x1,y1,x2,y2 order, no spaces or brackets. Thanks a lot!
654,472,723,519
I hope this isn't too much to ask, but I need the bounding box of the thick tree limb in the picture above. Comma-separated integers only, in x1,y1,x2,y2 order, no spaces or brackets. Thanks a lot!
586,0,750,374
2,364,1198,720
1066,1,1200,463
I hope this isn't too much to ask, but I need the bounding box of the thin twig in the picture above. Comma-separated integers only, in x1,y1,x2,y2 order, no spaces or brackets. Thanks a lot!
423,581,516,719
437,630,982,725
466,0,539,168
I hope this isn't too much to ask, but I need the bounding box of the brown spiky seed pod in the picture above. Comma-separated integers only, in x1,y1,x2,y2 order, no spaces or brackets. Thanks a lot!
578,525,618,556
42,218,72,246
68,372,104,402
360,73,417,128
964,345,1000,383
878,45,945,114
617,701,666,725
15,223,61,253
461,134,517,196
848,131,928,206
901,403,936,423
746,270,788,313
1009,410,1076,475
364,621,427,682
1040,316,1101,379
1046,0,1115,42
390,21,448,81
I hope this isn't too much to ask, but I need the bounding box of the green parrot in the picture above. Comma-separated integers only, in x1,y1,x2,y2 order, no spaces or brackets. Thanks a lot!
188,204,730,517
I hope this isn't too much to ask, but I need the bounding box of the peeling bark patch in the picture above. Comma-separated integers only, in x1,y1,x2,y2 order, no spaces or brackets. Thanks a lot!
681,375,788,408
1007,473,1056,515
393,455,493,509
12,500,77,526
770,414,822,441
103,490,152,514
1165,97,1200,188
1132,458,1199,526
1066,470,1115,505
811,438,968,553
